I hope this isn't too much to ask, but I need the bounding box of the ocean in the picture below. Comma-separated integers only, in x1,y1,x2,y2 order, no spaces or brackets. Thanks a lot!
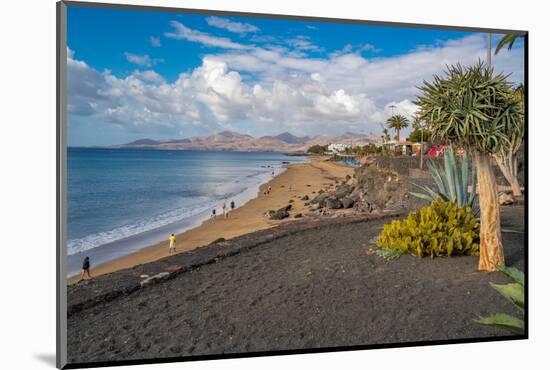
66,148,307,275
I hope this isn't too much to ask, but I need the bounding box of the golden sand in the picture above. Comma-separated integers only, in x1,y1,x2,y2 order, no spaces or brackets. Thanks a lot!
68,157,353,284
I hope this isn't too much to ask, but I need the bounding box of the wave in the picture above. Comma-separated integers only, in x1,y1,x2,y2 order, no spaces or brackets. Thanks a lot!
66,164,287,255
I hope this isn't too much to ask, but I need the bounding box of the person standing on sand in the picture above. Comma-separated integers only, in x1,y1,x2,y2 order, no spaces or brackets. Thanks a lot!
211,209,216,219
79,256,91,282
230,200,235,214
222,200,228,219
168,233,176,254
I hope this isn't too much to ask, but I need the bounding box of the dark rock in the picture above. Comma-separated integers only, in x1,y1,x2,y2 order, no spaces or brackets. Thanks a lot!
312,193,330,207
294,213,303,218
301,195,309,201
289,199,294,203
334,184,352,199
341,197,354,209
268,209,288,220
267,204,292,220
325,197,342,209
354,164,409,211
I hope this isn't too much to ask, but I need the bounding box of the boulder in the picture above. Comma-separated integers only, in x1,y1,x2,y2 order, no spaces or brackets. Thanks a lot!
341,197,354,209
334,184,352,199
499,192,515,206
267,204,292,220
325,197,342,209
312,192,330,206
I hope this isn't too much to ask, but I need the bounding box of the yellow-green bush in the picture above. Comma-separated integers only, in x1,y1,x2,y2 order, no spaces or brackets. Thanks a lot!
376,199,480,257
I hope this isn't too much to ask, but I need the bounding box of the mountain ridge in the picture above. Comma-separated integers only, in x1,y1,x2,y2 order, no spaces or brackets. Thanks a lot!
115,130,379,153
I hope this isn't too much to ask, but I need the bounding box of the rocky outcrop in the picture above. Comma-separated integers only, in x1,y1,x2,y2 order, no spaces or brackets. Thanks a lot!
352,163,409,211
307,157,411,214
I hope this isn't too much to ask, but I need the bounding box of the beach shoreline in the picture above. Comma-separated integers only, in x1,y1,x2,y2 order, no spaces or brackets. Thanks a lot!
68,156,354,284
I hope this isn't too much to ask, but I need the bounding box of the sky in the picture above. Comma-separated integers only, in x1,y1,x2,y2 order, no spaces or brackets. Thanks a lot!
66,6,525,146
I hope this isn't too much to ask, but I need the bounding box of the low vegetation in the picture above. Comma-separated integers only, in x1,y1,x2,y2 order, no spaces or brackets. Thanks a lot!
411,146,477,212
373,247,402,261
306,144,328,154
476,265,525,333
376,199,480,257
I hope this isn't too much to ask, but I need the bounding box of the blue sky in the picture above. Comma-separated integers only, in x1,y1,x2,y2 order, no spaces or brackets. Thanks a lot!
66,5,525,146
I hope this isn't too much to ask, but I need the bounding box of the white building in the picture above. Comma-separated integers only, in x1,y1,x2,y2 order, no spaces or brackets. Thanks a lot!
328,143,352,153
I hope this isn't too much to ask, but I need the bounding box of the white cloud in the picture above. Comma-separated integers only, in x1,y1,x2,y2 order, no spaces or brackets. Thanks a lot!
124,52,162,67
149,36,161,47
132,70,165,84
205,16,259,35
67,33,524,143
287,36,323,52
165,21,249,50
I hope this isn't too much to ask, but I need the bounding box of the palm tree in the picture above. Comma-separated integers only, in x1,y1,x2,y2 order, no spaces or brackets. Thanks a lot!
386,114,409,142
415,62,523,272
381,127,390,143
495,34,521,54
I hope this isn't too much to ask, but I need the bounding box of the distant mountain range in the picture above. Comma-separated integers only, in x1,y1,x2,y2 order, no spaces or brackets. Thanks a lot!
115,131,380,153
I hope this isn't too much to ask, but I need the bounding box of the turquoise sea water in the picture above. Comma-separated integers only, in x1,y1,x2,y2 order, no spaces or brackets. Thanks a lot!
67,148,307,275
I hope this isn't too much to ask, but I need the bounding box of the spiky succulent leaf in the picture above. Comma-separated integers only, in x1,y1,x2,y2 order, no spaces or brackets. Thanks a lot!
490,282,524,311
498,265,525,286
476,314,524,333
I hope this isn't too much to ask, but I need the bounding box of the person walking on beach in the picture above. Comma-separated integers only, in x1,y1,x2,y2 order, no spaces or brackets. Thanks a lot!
230,200,235,215
168,233,176,254
79,256,91,282
222,200,228,219
211,209,216,219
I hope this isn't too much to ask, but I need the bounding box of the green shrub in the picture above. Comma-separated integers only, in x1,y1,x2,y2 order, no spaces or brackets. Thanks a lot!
374,248,402,261
375,199,480,257
211,237,226,244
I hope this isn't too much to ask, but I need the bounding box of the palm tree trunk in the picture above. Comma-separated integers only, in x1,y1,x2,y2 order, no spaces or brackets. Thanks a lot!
475,151,505,271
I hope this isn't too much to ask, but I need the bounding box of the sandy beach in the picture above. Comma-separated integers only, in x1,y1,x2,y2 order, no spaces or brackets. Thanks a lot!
68,156,354,284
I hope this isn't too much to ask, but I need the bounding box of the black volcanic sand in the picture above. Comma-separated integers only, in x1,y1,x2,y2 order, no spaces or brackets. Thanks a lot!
67,206,525,364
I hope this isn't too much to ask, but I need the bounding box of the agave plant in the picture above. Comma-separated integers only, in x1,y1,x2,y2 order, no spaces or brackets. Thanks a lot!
476,265,524,333
410,146,477,211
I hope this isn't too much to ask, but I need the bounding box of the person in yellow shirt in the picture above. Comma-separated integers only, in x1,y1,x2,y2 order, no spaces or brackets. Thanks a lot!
168,233,176,254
